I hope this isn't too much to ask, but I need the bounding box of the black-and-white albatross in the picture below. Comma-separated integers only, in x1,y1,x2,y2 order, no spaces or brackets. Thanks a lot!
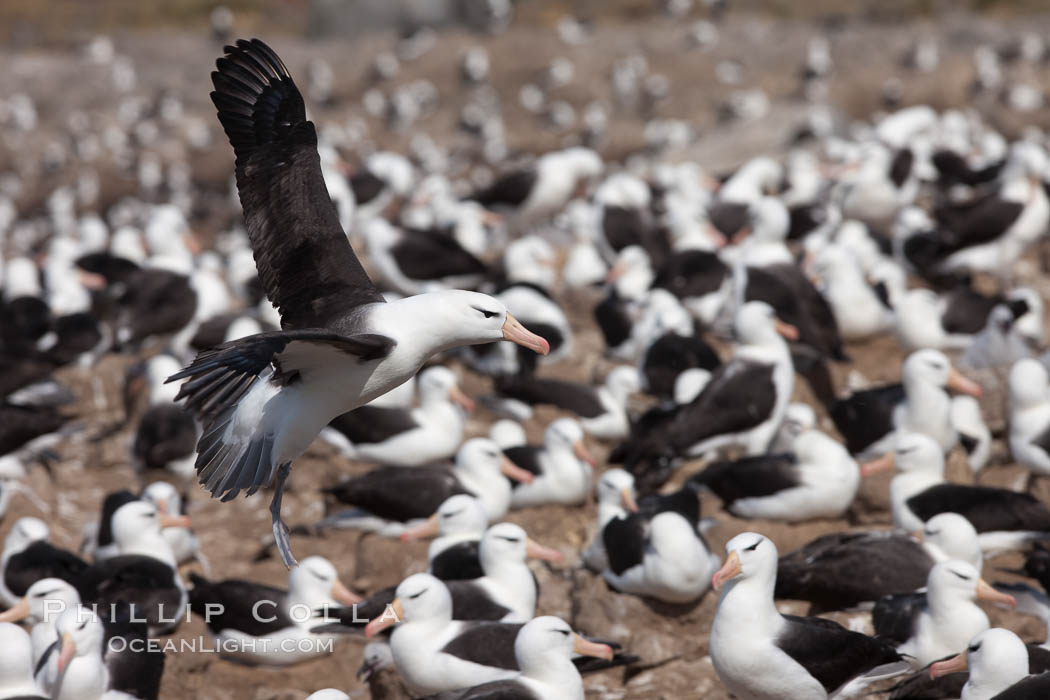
166,39,549,569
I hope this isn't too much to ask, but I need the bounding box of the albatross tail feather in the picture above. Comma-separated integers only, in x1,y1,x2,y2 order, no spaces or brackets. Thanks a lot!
167,334,291,501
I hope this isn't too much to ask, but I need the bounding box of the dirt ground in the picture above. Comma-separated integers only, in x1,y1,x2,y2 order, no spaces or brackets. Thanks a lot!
4,5,1050,699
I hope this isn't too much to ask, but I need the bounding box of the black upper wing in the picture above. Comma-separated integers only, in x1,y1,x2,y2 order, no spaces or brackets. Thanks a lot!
777,614,902,695
188,572,292,635
775,532,932,611
210,38,386,330
430,541,484,581
872,591,926,644
689,453,800,506
447,581,513,621
653,250,728,300
3,541,90,599
324,465,465,521
327,405,421,445
391,229,488,281
493,374,605,418
906,484,1050,532
469,169,537,208
829,384,905,454
439,622,523,670
603,514,648,576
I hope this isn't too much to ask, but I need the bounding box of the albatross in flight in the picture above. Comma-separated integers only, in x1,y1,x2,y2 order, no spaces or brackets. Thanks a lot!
167,38,549,568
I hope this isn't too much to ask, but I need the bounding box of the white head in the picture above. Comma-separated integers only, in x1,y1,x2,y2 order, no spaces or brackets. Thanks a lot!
400,493,489,542
141,481,182,517
416,365,474,412
489,419,527,449
456,437,533,485
595,469,638,512
1009,358,1049,409
902,349,983,397
545,418,596,467
434,495,488,536
305,691,351,700
53,606,105,674
110,500,185,565
734,301,797,346
479,522,562,574
514,615,613,681
862,432,946,479
287,555,360,609
0,577,81,625
604,365,641,403
930,628,1030,698
712,532,778,593
394,289,549,357
504,236,556,289
364,573,452,638
926,560,1015,615
921,513,982,572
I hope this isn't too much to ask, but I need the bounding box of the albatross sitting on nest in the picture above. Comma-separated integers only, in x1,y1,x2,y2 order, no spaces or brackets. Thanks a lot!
167,38,549,568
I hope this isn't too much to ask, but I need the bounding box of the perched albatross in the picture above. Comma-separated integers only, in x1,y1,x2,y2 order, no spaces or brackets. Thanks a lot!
710,532,907,700
928,628,1050,700
167,39,549,568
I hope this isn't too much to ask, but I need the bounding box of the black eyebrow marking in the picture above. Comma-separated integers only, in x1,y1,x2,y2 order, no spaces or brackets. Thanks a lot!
407,588,427,600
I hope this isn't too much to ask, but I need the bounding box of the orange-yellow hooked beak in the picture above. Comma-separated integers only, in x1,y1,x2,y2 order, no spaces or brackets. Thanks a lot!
502,314,550,356
621,487,639,513
712,551,742,590
401,514,440,542
976,579,1017,609
774,319,800,341
0,596,30,623
573,633,614,661
929,651,967,679
501,456,535,484
57,632,76,673
947,367,982,398
860,452,895,478
159,513,191,529
574,440,597,468
330,577,362,606
364,598,404,638
449,384,476,414
526,538,564,564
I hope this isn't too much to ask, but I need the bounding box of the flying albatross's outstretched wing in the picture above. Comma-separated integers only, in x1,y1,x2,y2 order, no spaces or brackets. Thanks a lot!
210,37,386,330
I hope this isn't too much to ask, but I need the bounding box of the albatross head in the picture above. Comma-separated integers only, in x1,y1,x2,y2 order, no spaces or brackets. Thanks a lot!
363,573,451,638
514,616,614,676
930,628,1028,689
713,532,778,590
407,289,549,356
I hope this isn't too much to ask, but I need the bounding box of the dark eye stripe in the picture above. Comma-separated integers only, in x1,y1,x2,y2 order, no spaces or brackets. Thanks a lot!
950,570,971,581
497,535,521,543
744,540,761,552
441,509,462,519
307,568,327,581
407,588,427,600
